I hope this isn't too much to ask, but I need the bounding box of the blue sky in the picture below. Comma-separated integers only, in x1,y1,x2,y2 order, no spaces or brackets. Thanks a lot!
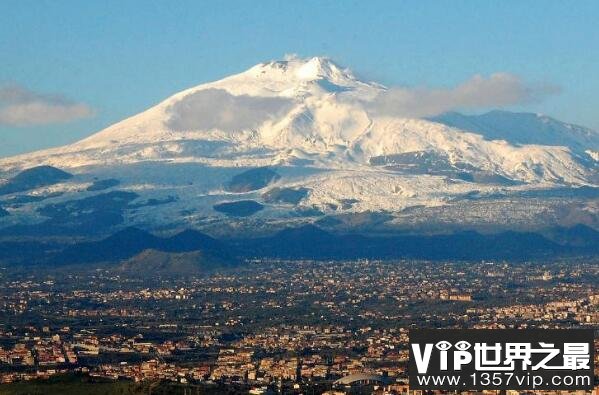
1,0,598,157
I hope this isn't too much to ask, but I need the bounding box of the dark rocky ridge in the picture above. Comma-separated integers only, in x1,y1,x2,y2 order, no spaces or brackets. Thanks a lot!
262,187,309,204
86,178,120,191
0,166,72,195
214,200,264,217
225,167,280,192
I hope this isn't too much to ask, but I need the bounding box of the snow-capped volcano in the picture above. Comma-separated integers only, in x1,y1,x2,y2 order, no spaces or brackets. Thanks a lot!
0,57,598,235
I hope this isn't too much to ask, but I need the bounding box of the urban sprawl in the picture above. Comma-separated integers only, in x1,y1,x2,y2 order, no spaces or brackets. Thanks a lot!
0,259,597,394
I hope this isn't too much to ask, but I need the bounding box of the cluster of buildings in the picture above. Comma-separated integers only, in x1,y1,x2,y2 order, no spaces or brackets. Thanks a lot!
0,258,596,393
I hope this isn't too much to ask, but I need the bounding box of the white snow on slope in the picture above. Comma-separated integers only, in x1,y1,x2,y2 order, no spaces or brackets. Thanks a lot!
0,57,597,227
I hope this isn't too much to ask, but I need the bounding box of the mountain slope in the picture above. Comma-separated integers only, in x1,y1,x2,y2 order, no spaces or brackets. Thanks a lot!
430,110,599,154
0,57,598,236
1,57,595,184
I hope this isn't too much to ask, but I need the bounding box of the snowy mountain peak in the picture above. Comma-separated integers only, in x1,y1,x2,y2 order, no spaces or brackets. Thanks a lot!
248,56,356,84
0,57,597,190
0,57,598,235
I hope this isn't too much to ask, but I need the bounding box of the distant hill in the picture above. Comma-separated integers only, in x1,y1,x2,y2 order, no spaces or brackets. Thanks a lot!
0,165,72,195
51,227,237,266
119,249,232,276
238,224,599,261
1,223,597,268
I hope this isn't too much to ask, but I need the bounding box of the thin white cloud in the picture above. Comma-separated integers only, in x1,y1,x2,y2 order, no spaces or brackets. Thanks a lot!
368,73,560,118
0,85,94,126
283,53,300,61
166,88,294,132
